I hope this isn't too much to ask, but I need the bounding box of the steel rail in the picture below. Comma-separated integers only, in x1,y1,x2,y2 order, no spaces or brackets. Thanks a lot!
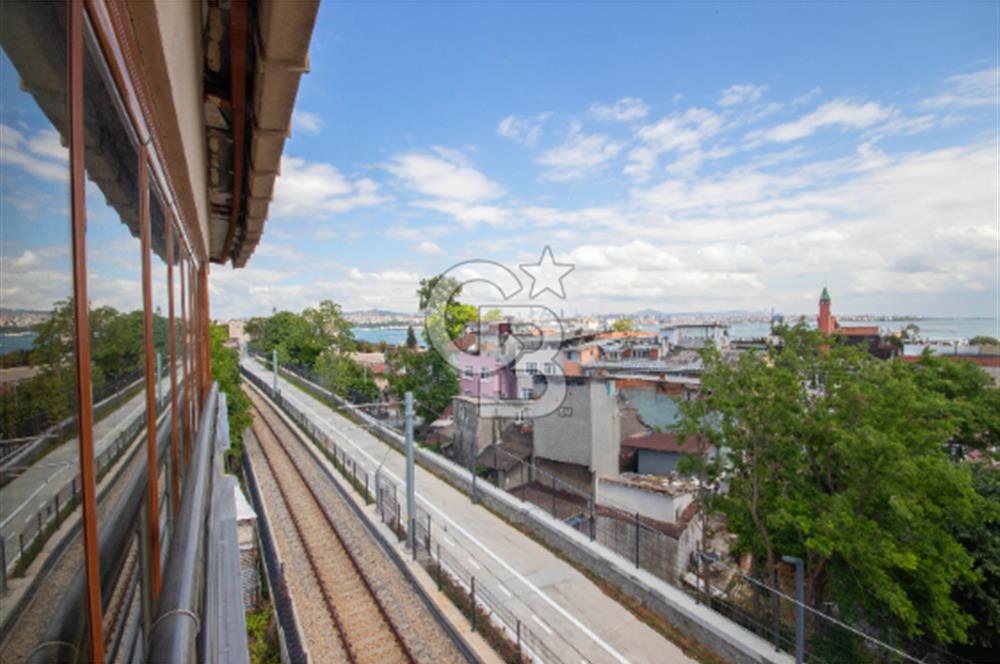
248,417,357,663
248,392,417,664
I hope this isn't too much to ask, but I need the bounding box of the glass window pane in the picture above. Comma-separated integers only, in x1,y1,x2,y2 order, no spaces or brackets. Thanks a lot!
83,17,146,649
0,1,86,659
168,224,182,500
149,183,170,417
149,181,172,551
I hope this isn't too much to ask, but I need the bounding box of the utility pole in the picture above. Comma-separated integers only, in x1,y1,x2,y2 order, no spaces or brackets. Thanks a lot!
781,555,805,664
271,349,278,393
405,391,416,552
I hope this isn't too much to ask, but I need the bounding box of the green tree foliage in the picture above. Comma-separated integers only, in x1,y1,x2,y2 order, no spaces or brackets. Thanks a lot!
969,335,999,347
210,323,251,459
677,325,990,645
385,347,457,425
949,463,1000,649
611,318,636,332
1,299,149,438
314,350,379,404
246,300,354,367
405,325,418,349
418,275,478,342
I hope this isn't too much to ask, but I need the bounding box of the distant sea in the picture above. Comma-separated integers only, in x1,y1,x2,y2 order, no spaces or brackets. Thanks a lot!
0,331,37,356
353,327,425,347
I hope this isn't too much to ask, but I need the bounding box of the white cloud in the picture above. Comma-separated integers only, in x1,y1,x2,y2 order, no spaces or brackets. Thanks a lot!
792,87,823,106
753,99,895,143
386,147,504,201
0,123,67,182
535,123,625,182
415,240,444,256
719,84,766,107
624,108,724,181
272,156,388,218
920,67,999,110
536,122,625,181
589,97,650,122
497,113,549,146
292,110,324,134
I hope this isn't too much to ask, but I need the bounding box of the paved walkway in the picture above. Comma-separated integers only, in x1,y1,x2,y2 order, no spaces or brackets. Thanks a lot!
0,374,172,570
244,359,695,664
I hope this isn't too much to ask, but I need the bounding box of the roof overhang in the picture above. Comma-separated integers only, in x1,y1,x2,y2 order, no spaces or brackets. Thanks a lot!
203,0,319,268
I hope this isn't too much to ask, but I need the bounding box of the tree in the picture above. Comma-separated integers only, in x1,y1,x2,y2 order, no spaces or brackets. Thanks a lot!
210,323,251,460
677,325,985,645
418,275,478,342
969,335,999,347
910,352,1000,454
900,323,921,341
611,318,636,333
949,463,1000,650
405,325,418,349
247,301,354,369
314,350,378,404
385,347,457,425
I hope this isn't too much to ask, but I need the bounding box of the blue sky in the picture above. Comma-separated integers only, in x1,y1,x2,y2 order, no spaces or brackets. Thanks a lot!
3,3,994,321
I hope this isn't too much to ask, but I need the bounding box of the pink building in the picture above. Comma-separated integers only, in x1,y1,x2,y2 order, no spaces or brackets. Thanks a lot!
459,353,517,399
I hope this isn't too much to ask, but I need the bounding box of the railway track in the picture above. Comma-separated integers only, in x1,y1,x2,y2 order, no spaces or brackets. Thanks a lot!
244,386,468,664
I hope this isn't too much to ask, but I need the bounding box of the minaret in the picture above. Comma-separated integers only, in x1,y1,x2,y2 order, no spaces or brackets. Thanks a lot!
818,287,834,334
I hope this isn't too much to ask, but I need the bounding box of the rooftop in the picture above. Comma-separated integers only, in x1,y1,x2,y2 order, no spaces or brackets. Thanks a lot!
622,431,709,454
601,473,701,497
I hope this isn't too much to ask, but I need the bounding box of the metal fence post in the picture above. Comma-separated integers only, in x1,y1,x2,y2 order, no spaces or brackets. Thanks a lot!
405,391,415,553
589,499,595,542
782,555,805,664
470,576,476,632
635,512,641,568
516,619,522,663
436,544,442,590
271,349,279,393
551,474,556,516
1,539,7,593
364,474,370,505
426,515,432,555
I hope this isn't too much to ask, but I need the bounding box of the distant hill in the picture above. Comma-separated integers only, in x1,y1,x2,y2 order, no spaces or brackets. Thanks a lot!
345,309,416,318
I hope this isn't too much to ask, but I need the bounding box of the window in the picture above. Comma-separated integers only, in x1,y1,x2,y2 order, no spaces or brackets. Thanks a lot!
521,388,533,400
525,361,538,375
464,365,473,380
480,366,490,381
83,20,148,590
0,3,87,655
543,362,556,375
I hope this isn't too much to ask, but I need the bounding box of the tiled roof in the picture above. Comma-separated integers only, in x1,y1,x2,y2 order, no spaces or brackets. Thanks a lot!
622,431,708,454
